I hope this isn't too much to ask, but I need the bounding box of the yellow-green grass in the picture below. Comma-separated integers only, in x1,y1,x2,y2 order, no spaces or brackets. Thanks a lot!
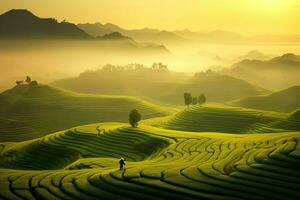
0,85,172,142
0,123,300,199
231,86,300,113
143,103,300,134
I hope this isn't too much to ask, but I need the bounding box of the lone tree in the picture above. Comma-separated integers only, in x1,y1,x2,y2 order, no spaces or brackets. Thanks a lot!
192,97,198,105
129,109,142,127
25,76,31,84
198,94,206,104
184,92,192,107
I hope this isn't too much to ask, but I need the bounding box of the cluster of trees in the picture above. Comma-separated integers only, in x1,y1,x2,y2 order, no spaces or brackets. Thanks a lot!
150,62,168,72
184,92,206,107
16,76,38,86
97,63,169,73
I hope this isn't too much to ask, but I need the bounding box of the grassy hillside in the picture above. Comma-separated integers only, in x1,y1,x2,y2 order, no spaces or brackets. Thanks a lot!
0,123,299,199
143,103,300,133
232,86,300,112
53,69,268,105
225,53,300,90
0,84,171,142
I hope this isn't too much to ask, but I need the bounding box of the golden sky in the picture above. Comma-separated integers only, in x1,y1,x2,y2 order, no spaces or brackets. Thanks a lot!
0,0,299,35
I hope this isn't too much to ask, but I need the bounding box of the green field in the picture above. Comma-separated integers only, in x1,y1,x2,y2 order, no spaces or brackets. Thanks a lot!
143,104,300,133
1,5,300,200
231,86,300,112
0,84,171,142
0,85,300,199
0,123,299,199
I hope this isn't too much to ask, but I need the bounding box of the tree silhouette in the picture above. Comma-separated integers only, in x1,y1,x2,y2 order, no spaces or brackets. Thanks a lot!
25,76,31,84
184,92,192,107
129,109,142,127
198,94,206,104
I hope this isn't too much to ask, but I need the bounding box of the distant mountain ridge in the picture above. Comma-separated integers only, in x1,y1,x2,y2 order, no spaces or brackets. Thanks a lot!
225,53,300,90
2,9,299,44
77,22,124,37
77,22,187,44
232,86,300,112
0,9,134,41
234,50,271,62
78,22,300,44
0,9,91,39
0,9,171,55
97,32,132,40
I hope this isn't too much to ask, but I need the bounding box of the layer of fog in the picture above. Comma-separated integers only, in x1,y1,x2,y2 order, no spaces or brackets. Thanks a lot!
1,39,300,91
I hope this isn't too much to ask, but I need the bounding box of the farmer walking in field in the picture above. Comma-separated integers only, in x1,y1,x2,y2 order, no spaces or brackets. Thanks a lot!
119,157,126,170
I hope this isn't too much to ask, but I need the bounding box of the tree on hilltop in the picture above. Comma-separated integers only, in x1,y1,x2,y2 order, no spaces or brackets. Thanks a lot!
129,109,142,127
25,76,31,84
184,92,192,107
198,94,206,104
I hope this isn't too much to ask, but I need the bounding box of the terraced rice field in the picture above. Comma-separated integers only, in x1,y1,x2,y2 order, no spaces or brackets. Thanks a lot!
0,85,171,142
0,123,300,200
144,104,300,133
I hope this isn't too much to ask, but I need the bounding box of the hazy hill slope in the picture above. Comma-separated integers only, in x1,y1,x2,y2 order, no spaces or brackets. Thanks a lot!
143,103,300,133
77,23,114,37
225,53,300,90
53,69,268,105
0,9,90,39
232,86,300,112
233,50,271,63
97,32,131,40
0,84,170,142
77,22,186,44
166,71,268,103
0,123,299,199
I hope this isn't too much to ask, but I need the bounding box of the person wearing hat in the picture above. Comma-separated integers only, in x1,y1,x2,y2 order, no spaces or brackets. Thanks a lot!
119,157,125,170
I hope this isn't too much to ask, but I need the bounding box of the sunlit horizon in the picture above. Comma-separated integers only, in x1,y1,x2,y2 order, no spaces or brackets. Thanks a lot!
0,0,299,35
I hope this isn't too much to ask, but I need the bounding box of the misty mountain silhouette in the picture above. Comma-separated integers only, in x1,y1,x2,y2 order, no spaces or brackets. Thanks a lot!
234,50,270,62
77,23,186,44
226,53,300,90
78,22,159,38
233,53,300,70
0,9,91,39
97,32,131,40
270,53,300,63
77,22,123,37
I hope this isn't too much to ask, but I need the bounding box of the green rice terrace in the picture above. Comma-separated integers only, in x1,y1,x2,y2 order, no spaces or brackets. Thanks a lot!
144,104,300,133
0,121,300,199
0,84,171,142
0,85,300,199
1,3,300,200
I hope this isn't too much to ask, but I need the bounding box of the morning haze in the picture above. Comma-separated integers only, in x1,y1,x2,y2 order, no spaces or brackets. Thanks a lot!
0,0,299,34
0,1,300,199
